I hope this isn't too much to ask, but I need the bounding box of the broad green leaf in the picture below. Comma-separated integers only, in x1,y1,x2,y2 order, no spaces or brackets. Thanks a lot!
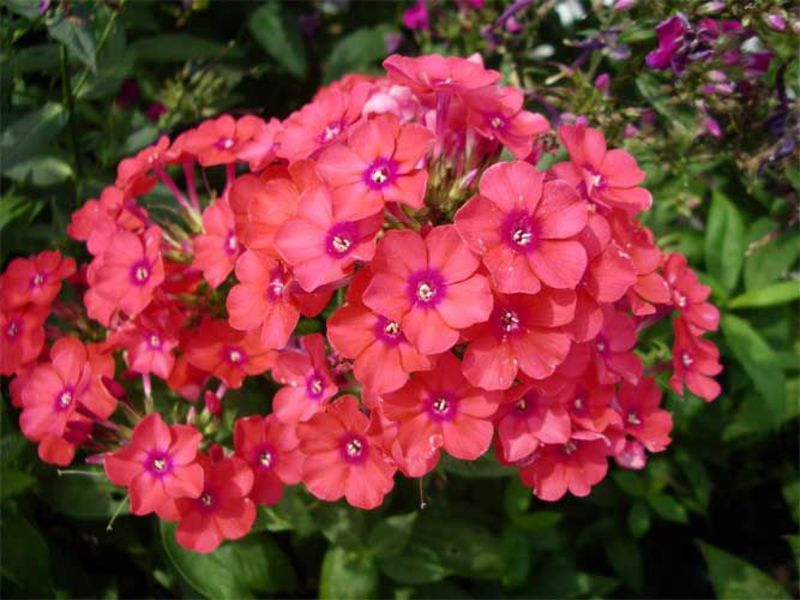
160,522,296,598
248,2,306,78
440,452,516,478
48,15,97,73
324,25,395,83
320,546,378,600
698,541,791,599
504,477,532,518
412,515,504,578
129,34,228,63
513,511,563,533
40,472,128,519
721,314,786,429
4,44,61,74
744,223,800,291
705,190,745,293
783,481,800,524
603,533,644,593
378,545,451,584
367,511,417,559
728,281,800,309
4,156,73,186
0,470,36,500
0,509,52,595
316,502,365,549
3,0,41,19
648,493,689,524
0,195,45,231
501,527,530,589
0,103,67,171
627,502,651,537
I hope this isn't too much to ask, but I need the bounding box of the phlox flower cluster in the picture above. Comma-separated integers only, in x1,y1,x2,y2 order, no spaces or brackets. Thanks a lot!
0,53,722,554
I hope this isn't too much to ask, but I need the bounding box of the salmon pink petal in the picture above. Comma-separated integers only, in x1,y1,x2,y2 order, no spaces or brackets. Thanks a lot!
176,510,220,554
104,445,146,486
317,144,367,187
402,308,458,355
536,181,587,239
511,330,572,380
599,185,652,211
129,473,168,515
215,499,256,540
133,413,172,451
38,435,75,466
425,225,480,284
303,450,349,501
454,194,504,253
601,149,646,187
478,161,544,212
442,416,493,460
463,336,518,391
370,229,427,279
437,275,493,329
382,170,428,209
393,123,435,169
163,464,204,499
528,240,587,289
170,425,203,465
363,273,413,320
485,246,541,294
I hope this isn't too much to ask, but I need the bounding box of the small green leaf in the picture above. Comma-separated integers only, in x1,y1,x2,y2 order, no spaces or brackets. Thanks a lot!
320,547,378,600
627,502,651,537
4,156,73,186
0,194,46,231
648,494,689,524
603,533,644,593
1,102,67,171
0,470,37,500
378,545,450,585
513,511,563,533
3,0,42,19
367,511,417,559
316,503,365,549
40,473,128,520
728,281,800,309
744,222,800,291
324,26,395,83
501,527,530,589
504,477,532,518
129,34,228,63
160,522,296,598
705,190,745,293
698,541,791,599
783,481,800,524
48,15,97,73
722,314,786,429
248,2,306,79
0,509,52,595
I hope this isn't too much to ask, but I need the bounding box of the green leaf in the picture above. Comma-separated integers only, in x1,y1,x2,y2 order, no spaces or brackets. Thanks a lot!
603,533,644,593
440,452,516,478
783,481,800,524
160,522,296,598
367,511,417,559
705,190,745,293
1,102,67,172
627,502,651,537
324,25,394,83
378,545,451,585
248,2,306,79
504,477,532,518
648,494,689,524
316,503,365,549
744,223,800,291
0,470,36,500
4,44,61,74
412,515,504,579
721,314,786,429
2,0,41,19
728,281,800,309
40,473,128,520
0,509,52,595
4,156,73,186
513,510,563,533
698,541,791,599
0,194,46,231
48,15,97,74
320,546,378,600
501,527,530,589
129,34,227,63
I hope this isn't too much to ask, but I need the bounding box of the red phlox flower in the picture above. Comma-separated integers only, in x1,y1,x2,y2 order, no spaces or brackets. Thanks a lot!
317,113,435,218
461,288,576,390
1,250,76,309
614,437,648,470
363,225,493,355
669,316,722,401
552,124,652,213
193,198,240,288
518,431,610,501
465,85,550,158
297,395,396,509
455,161,588,294
114,303,182,379
590,306,643,384
0,305,47,376
663,253,720,333
68,186,148,257
615,377,673,452
104,413,204,520
277,82,371,161
564,370,621,434
235,117,283,171
362,82,423,123
115,136,170,190
381,353,501,477
272,334,338,423
182,114,261,167
383,53,501,96
275,185,383,292
234,414,303,506
167,354,209,403
187,320,276,389
174,453,256,553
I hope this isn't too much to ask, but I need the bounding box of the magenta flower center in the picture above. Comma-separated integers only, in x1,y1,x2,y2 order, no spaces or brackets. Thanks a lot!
595,335,610,355
267,266,289,302
501,210,538,253
224,231,238,256
340,433,368,464
563,440,577,455
374,316,403,346
130,259,152,286
407,270,445,308
146,451,173,477
215,137,235,150
363,158,398,190
489,114,507,130
626,412,642,426
31,273,46,288
681,351,694,367
584,167,608,193
499,309,521,334
199,492,215,509
320,121,342,143
326,221,358,258
5,318,21,339
673,290,688,308
222,346,246,366
257,445,275,469
147,333,162,350
427,390,457,422
306,372,325,399
54,386,75,411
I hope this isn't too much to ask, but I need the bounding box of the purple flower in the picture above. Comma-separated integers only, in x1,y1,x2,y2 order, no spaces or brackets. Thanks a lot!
402,0,429,32
595,73,611,96
765,13,787,32
37,0,51,14
384,32,403,54
645,14,691,72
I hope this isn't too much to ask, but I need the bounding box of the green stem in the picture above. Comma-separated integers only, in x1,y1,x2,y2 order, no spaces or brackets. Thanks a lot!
60,44,82,207
72,0,126,98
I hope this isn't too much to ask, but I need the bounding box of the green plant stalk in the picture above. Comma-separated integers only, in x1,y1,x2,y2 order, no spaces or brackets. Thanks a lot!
60,45,82,207
72,0,127,98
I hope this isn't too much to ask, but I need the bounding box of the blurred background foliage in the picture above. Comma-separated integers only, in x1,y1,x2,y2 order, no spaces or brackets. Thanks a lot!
1,0,798,598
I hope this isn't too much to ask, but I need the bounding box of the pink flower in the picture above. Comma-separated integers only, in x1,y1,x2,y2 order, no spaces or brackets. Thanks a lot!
278,83,371,161
382,353,501,477
455,161,588,294
461,288,576,390
272,334,338,423
182,115,261,166
234,414,303,506
663,253,720,333
402,0,429,31
616,377,673,452
114,304,181,379
104,413,204,520
187,320,276,389
518,433,610,501
465,86,550,158
275,185,383,292
235,117,282,171
317,113,434,219
553,124,652,213
175,454,256,553
0,305,46,376
363,226,493,355
383,54,501,96
86,226,165,325
589,307,643,384
327,272,434,393
669,317,722,401
193,199,240,288
297,395,397,509
1,250,76,309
